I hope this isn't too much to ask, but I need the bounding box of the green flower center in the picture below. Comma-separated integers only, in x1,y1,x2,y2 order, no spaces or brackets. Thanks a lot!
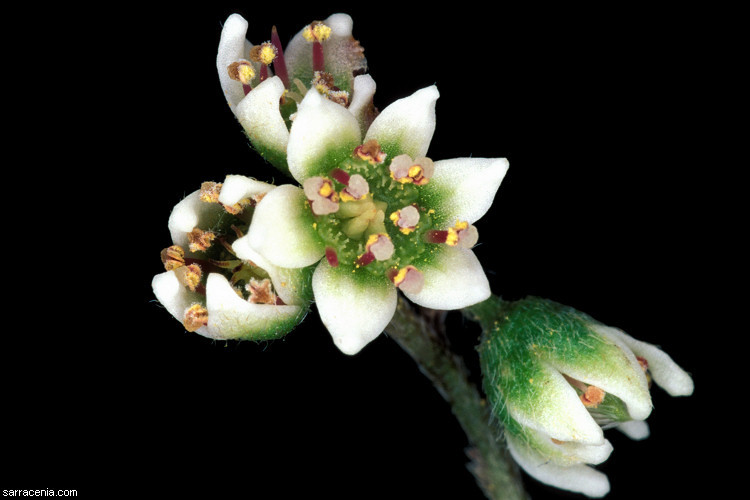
312,155,439,277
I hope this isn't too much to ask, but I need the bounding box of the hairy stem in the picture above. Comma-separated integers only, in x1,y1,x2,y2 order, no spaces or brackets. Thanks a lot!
385,297,528,500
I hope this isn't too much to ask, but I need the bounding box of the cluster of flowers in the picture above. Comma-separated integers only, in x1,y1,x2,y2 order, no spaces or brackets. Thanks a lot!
152,13,692,497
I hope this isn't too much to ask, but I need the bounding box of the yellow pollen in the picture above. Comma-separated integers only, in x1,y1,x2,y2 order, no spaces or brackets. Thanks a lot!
389,211,400,224
445,228,459,246
408,165,423,178
161,245,186,271
183,304,208,332
183,264,202,292
238,64,255,85
393,267,410,285
259,44,277,65
454,221,469,230
318,181,334,198
365,233,382,247
187,228,216,253
199,182,222,203
303,22,332,42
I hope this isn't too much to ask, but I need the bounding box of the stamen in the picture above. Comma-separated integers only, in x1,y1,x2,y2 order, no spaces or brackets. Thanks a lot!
187,228,217,252
357,233,394,266
161,245,185,271
303,22,331,72
325,247,339,267
246,278,277,305
222,197,254,215
426,221,478,248
340,174,369,202
637,356,652,388
199,182,222,203
580,386,606,408
311,71,349,106
183,303,208,332
270,26,290,88
354,140,387,164
389,155,435,185
388,265,425,294
303,176,340,215
250,42,278,82
182,264,203,292
389,205,420,234
227,60,255,95
366,233,395,261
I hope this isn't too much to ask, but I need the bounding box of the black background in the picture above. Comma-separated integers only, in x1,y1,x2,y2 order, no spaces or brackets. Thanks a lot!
5,4,725,499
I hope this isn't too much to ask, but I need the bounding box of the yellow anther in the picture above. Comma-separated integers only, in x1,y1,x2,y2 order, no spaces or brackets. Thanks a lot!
445,228,460,246
183,304,208,332
366,232,383,248
580,386,606,408
199,182,222,203
227,61,256,85
408,165,423,178
392,267,410,286
257,43,277,65
303,21,332,42
183,264,203,292
454,221,469,230
246,278,277,305
187,228,216,253
161,245,185,271
318,181,334,198
389,211,400,224
238,65,255,85
354,140,386,164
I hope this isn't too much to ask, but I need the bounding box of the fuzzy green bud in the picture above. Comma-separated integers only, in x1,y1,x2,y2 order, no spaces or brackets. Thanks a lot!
468,296,693,498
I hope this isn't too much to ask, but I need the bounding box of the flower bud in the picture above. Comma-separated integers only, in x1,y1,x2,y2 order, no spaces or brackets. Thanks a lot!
471,296,693,497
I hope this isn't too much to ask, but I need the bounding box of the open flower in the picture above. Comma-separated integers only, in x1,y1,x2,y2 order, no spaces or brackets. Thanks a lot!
475,296,694,497
232,84,509,354
217,13,377,176
152,175,313,340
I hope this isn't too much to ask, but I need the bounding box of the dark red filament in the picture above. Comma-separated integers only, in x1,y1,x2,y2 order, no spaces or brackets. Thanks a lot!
425,230,449,244
270,26,290,88
330,168,350,186
325,247,339,267
312,41,325,72
356,251,375,267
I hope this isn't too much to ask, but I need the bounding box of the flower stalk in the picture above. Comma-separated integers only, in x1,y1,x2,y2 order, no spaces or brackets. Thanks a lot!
385,297,528,500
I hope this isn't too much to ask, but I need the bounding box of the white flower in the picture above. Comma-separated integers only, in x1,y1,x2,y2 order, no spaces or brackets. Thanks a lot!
152,175,312,340
234,84,509,355
476,297,694,497
216,13,375,176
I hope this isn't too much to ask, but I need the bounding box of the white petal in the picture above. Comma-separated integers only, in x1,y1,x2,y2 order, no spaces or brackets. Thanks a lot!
283,13,365,94
521,426,613,466
152,270,205,328
507,434,610,498
348,74,377,135
287,89,362,183
245,184,325,268
234,76,290,161
364,85,439,159
595,325,694,397
167,190,225,250
403,246,490,310
506,362,605,445
216,14,257,112
231,238,311,306
312,261,397,355
424,157,509,224
218,175,275,207
551,324,653,422
204,274,303,340
617,420,650,440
